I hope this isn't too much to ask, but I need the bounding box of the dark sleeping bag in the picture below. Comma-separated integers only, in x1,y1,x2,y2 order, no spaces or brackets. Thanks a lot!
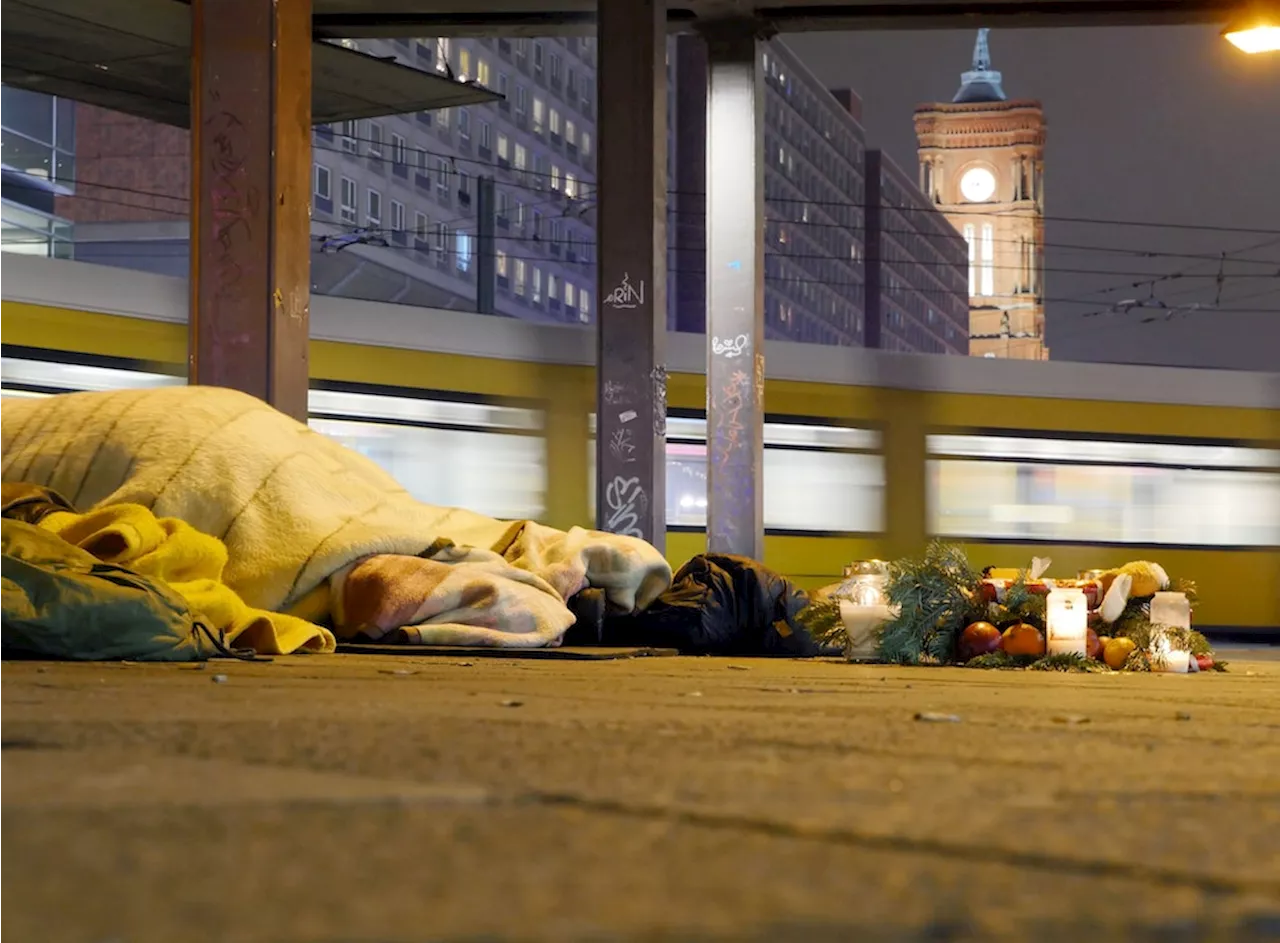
602,553,825,656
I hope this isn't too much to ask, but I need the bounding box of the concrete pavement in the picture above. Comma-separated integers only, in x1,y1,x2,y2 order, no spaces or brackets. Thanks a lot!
4,651,1280,942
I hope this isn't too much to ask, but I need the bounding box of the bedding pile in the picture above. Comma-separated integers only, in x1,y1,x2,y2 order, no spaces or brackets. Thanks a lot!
1,386,672,657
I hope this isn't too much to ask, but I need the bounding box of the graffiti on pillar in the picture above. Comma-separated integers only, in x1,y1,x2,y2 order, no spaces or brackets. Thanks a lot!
711,334,749,359
714,369,750,471
618,410,638,424
609,427,637,464
603,273,645,309
204,107,262,306
603,380,631,405
754,352,766,408
604,475,647,539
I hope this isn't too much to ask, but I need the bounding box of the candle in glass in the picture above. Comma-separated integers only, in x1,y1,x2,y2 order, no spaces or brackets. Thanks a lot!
1045,588,1089,656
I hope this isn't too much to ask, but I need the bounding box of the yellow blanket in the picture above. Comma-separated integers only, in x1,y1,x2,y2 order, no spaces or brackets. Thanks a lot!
40,504,335,655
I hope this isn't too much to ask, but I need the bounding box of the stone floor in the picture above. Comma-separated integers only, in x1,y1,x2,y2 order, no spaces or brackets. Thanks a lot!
4,648,1280,942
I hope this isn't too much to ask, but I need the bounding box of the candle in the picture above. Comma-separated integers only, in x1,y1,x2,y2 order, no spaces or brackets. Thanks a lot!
839,600,895,661
1153,650,1191,674
1045,588,1089,656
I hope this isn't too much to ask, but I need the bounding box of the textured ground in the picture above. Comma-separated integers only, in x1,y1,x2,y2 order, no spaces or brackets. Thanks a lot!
4,648,1280,943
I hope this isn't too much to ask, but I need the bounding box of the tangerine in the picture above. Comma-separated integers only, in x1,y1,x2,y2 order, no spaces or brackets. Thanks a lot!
1103,637,1137,670
1000,622,1046,657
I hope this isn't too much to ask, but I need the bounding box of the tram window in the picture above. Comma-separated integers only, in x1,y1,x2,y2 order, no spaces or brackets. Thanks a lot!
927,434,1280,547
587,413,885,534
309,417,547,522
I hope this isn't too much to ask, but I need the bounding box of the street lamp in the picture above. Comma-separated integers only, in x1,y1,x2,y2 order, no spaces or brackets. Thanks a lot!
1223,4,1280,53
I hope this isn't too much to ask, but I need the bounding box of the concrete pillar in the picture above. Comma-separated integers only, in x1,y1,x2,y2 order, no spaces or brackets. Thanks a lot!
702,20,769,560
595,0,668,550
189,0,313,421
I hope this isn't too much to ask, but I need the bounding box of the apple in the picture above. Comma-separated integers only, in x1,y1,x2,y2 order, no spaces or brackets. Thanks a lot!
957,621,1003,662
1195,654,1214,672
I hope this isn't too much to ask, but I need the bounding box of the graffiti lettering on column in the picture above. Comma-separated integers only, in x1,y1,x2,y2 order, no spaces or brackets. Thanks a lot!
604,476,647,539
714,369,749,471
603,273,645,309
603,380,630,406
711,334,749,358
204,109,262,306
609,427,637,463
618,410,638,424
754,352,765,408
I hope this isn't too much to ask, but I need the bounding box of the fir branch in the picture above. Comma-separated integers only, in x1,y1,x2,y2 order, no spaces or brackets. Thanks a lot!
877,540,981,665
795,599,847,648
1029,652,1110,673
1211,660,1229,673
965,651,1036,670
1123,649,1152,672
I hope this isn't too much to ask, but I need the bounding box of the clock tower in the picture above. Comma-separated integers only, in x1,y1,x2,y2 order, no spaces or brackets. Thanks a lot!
915,30,1048,360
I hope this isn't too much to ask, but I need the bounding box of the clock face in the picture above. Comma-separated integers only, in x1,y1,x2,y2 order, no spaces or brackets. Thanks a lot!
960,167,997,203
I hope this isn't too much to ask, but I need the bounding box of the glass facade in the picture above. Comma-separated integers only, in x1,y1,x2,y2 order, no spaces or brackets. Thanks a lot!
1,86,76,258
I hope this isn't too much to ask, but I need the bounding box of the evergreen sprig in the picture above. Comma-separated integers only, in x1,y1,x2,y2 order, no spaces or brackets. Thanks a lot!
1029,652,1110,673
794,598,847,648
877,540,982,665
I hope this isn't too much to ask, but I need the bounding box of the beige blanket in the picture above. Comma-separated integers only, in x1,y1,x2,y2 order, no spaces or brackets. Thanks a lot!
1,385,671,646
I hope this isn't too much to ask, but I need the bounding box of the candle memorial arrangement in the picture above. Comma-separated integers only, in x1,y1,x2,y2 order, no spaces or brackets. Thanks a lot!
797,541,1223,673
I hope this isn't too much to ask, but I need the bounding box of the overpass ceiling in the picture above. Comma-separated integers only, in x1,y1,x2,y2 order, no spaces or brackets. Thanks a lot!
0,0,498,130
308,0,1239,37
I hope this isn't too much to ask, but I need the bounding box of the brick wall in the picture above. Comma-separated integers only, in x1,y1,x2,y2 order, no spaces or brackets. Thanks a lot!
56,105,189,223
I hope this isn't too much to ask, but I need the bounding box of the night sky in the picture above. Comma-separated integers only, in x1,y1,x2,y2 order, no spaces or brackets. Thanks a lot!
781,25,1280,371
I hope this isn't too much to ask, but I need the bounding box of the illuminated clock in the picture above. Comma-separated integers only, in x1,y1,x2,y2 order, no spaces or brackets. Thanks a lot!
960,167,997,203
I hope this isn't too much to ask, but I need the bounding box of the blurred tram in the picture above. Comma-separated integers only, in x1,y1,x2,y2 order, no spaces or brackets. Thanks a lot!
4,255,1278,632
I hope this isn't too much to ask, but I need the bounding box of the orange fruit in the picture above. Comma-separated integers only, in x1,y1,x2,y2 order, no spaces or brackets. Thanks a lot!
1103,637,1137,670
1000,622,1046,657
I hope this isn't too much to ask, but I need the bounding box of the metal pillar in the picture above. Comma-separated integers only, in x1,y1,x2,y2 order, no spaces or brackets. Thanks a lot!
702,21,769,560
595,0,667,550
189,0,313,422
476,176,496,315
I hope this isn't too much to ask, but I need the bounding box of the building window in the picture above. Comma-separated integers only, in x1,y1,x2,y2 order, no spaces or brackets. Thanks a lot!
550,109,562,137
549,52,562,85
434,159,449,194
565,119,577,147
340,121,358,152
565,173,578,199
963,224,976,296
550,165,561,190
458,109,471,141
436,38,451,71
547,274,560,301
367,122,383,157
581,132,591,157
497,73,509,97
456,230,472,271
391,133,407,167
339,177,357,223
391,199,405,234
531,266,543,303
532,96,545,133
497,134,509,161
479,121,492,150
434,222,449,261
367,188,382,226
514,143,528,171
532,41,545,76
564,281,576,309
513,259,527,296
458,47,472,80
980,224,995,297
496,250,508,278
516,85,528,117
578,289,590,322
313,164,331,200
414,211,429,242
477,59,491,86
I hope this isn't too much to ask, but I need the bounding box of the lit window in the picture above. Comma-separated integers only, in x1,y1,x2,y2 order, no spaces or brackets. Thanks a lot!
564,282,576,308
549,108,561,136
531,267,543,303
532,96,545,132
580,132,591,156
496,250,508,277
459,48,472,80
550,165,561,190
565,119,577,146
565,173,577,199
514,143,528,171
477,59,490,86
514,259,527,296
497,134,509,160
980,224,994,297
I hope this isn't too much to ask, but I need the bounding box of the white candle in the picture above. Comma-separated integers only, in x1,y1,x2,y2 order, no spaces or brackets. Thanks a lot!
1046,588,1089,656
839,600,896,661
1153,650,1190,674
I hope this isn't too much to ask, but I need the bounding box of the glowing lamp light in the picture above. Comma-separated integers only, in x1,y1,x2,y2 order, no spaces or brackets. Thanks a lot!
1223,5,1280,53
1149,591,1192,673
1045,588,1089,656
